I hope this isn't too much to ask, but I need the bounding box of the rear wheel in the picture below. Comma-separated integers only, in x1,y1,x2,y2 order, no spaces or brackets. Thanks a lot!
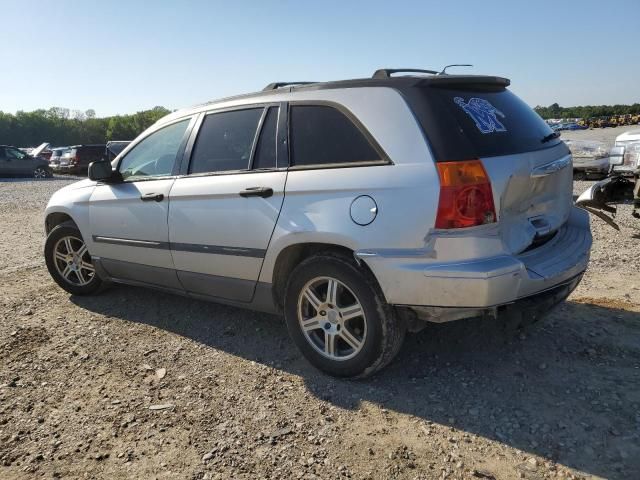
284,253,405,378
44,222,102,295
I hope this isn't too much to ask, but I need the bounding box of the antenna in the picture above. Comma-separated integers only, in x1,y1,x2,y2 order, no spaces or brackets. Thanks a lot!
439,64,473,75
262,82,316,91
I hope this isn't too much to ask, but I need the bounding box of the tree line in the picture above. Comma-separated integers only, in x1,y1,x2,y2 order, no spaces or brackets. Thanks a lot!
534,103,640,120
0,106,171,147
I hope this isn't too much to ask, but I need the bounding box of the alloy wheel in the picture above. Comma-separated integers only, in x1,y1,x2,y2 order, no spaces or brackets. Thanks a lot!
297,276,367,361
34,167,48,179
52,235,95,286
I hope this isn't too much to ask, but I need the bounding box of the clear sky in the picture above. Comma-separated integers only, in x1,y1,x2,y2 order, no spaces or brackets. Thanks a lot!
1,0,639,117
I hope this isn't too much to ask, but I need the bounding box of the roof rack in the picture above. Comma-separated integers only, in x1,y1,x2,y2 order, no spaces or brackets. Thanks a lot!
372,68,439,79
262,81,317,91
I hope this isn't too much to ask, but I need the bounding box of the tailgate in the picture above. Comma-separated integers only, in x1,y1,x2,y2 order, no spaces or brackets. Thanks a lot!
404,82,572,253
482,144,573,253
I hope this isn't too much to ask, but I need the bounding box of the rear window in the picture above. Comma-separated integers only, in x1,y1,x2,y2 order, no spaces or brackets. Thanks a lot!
290,105,381,167
403,86,564,161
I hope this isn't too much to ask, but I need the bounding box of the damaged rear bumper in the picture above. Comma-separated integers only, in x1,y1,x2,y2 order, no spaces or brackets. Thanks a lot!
361,208,591,322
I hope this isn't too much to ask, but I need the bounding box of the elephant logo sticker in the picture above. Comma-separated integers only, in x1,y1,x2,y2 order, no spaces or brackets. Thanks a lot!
454,97,507,134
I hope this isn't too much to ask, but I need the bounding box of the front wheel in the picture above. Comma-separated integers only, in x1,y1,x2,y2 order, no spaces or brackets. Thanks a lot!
33,167,51,179
284,253,405,378
44,222,103,295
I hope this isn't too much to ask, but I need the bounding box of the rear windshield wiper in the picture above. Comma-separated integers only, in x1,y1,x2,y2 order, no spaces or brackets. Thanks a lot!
541,132,561,143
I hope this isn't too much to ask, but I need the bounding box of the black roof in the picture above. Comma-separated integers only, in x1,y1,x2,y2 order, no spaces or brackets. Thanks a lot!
196,73,510,110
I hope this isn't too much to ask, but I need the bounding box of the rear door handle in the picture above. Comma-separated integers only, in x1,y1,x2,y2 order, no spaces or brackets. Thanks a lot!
239,187,273,198
140,193,164,202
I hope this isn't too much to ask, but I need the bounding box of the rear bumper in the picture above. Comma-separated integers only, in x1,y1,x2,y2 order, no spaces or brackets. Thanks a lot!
406,272,582,324
361,207,591,312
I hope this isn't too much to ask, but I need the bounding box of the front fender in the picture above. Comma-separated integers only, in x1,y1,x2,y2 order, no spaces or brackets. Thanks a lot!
44,181,96,240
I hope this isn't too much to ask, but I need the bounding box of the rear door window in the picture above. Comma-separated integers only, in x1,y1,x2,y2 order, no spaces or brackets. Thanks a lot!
252,107,278,170
189,108,263,174
403,86,564,161
289,105,382,167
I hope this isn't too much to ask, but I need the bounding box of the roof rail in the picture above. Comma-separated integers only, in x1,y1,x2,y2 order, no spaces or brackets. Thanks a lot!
262,81,317,91
372,68,439,79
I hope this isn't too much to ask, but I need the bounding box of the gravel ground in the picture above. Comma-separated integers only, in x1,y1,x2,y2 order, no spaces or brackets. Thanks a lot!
1,143,639,480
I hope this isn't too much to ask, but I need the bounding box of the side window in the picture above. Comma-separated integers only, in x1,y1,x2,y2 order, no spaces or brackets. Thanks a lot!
290,105,381,167
252,107,278,170
190,108,263,174
118,119,190,181
6,147,27,160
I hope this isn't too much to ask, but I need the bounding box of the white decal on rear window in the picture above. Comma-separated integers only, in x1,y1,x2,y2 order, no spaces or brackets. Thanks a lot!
454,97,507,134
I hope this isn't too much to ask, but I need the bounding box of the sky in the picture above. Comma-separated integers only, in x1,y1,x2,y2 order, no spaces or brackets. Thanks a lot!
1,0,639,117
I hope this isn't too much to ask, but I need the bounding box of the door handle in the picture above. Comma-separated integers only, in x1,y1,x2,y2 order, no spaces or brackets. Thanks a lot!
140,193,164,202
239,187,273,198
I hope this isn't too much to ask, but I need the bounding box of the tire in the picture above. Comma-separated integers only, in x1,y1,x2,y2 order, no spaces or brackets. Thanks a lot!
284,252,405,378
44,221,103,295
33,167,50,179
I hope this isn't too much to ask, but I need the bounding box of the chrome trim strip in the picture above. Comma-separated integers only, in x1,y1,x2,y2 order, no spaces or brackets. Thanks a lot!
93,236,167,248
530,154,572,178
92,235,265,258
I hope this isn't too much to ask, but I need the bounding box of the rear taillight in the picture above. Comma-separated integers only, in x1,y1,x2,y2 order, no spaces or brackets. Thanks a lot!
435,159,497,229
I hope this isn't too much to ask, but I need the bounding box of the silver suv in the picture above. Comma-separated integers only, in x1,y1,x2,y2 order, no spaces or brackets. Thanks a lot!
44,69,592,377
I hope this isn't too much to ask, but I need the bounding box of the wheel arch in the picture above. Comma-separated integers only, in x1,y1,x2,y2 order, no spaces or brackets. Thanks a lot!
45,211,77,234
270,241,382,311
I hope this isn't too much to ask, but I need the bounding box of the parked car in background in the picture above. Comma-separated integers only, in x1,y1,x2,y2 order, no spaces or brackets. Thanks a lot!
563,122,587,131
104,141,131,162
553,122,587,132
565,140,611,179
43,69,592,377
57,144,105,174
49,147,70,171
0,144,52,178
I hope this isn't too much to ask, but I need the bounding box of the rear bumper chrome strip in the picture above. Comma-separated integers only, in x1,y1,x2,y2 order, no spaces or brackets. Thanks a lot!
530,154,572,178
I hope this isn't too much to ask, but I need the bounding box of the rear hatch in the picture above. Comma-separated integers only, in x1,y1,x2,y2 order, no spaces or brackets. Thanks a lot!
60,149,76,166
403,79,572,254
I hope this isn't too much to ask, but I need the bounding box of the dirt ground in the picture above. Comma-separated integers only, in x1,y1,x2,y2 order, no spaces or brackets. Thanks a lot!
1,127,639,480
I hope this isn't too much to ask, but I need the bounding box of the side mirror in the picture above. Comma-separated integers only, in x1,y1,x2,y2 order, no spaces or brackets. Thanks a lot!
88,160,115,181
608,146,625,166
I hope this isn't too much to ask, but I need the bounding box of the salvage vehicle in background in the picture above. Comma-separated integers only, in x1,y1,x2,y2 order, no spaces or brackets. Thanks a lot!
577,142,640,228
57,144,105,175
0,144,52,178
43,68,592,377
613,129,640,176
565,140,611,179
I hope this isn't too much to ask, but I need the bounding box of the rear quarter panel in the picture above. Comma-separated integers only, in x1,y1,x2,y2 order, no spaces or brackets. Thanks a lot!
259,88,439,284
